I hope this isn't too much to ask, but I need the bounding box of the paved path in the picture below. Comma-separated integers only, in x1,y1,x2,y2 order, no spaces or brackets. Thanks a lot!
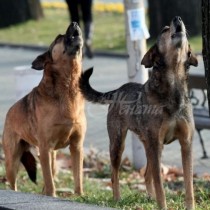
0,190,114,210
0,46,209,176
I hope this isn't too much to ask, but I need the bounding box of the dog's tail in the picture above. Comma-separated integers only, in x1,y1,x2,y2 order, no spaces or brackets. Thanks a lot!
21,151,37,184
80,67,117,104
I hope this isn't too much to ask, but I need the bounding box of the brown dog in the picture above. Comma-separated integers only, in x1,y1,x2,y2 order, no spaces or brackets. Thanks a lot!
80,17,198,209
2,22,86,196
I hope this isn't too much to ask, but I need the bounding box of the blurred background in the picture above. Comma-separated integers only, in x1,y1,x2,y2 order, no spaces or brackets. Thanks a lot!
0,0,201,53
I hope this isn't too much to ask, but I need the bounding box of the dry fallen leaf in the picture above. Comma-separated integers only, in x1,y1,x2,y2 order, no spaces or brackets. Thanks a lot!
54,149,210,194
56,153,72,170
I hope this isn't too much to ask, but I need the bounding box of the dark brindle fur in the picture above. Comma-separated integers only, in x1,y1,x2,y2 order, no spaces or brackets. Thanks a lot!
80,17,198,209
3,22,86,196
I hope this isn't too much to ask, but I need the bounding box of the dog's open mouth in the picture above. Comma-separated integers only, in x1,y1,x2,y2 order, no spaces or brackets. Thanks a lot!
170,16,186,46
175,24,182,33
66,22,81,38
171,26,184,38
64,22,83,54
73,28,79,37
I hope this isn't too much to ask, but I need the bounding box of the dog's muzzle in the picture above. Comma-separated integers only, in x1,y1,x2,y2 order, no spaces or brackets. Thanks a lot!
64,22,83,54
66,22,81,36
173,16,183,33
171,16,186,41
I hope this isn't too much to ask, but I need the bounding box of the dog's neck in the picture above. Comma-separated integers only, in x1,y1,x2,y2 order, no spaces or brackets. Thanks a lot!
38,57,82,99
64,58,82,92
148,56,189,99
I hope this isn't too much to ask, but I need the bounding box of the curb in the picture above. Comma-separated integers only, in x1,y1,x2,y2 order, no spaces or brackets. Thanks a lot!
0,42,128,59
0,190,116,210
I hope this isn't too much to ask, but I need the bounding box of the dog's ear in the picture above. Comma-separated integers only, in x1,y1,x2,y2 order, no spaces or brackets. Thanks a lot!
31,51,50,70
188,52,198,67
188,45,198,67
141,44,158,68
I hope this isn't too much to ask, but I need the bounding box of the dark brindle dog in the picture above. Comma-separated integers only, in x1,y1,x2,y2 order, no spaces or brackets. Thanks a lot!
80,17,198,209
2,22,86,196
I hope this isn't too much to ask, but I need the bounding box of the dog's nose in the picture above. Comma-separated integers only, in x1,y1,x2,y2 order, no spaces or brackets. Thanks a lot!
66,22,80,36
173,16,182,23
70,22,78,28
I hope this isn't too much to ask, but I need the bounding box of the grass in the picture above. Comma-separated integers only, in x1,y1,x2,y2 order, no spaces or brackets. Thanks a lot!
0,8,202,53
0,9,125,53
0,159,210,210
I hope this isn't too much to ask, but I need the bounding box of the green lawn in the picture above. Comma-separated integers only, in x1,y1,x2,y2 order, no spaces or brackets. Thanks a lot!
0,159,210,210
0,8,202,53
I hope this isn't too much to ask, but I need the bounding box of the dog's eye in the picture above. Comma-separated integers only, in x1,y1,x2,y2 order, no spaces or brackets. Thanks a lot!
161,26,169,34
188,52,191,58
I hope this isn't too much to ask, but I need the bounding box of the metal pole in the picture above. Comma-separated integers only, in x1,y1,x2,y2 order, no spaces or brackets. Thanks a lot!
123,0,149,169
202,0,210,115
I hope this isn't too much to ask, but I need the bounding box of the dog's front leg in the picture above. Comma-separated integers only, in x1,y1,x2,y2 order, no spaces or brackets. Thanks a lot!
69,131,85,195
39,147,56,196
51,150,57,178
179,137,194,209
147,141,167,209
177,119,195,210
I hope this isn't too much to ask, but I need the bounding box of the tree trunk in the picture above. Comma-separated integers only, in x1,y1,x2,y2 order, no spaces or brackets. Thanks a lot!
202,0,210,115
0,0,43,28
148,0,201,38
28,0,44,20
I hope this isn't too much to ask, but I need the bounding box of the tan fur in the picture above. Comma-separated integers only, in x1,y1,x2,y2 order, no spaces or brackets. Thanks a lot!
2,23,86,196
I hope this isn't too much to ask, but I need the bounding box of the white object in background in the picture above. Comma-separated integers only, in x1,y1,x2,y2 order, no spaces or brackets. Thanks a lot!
14,65,43,100
124,0,149,169
127,8,150,41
